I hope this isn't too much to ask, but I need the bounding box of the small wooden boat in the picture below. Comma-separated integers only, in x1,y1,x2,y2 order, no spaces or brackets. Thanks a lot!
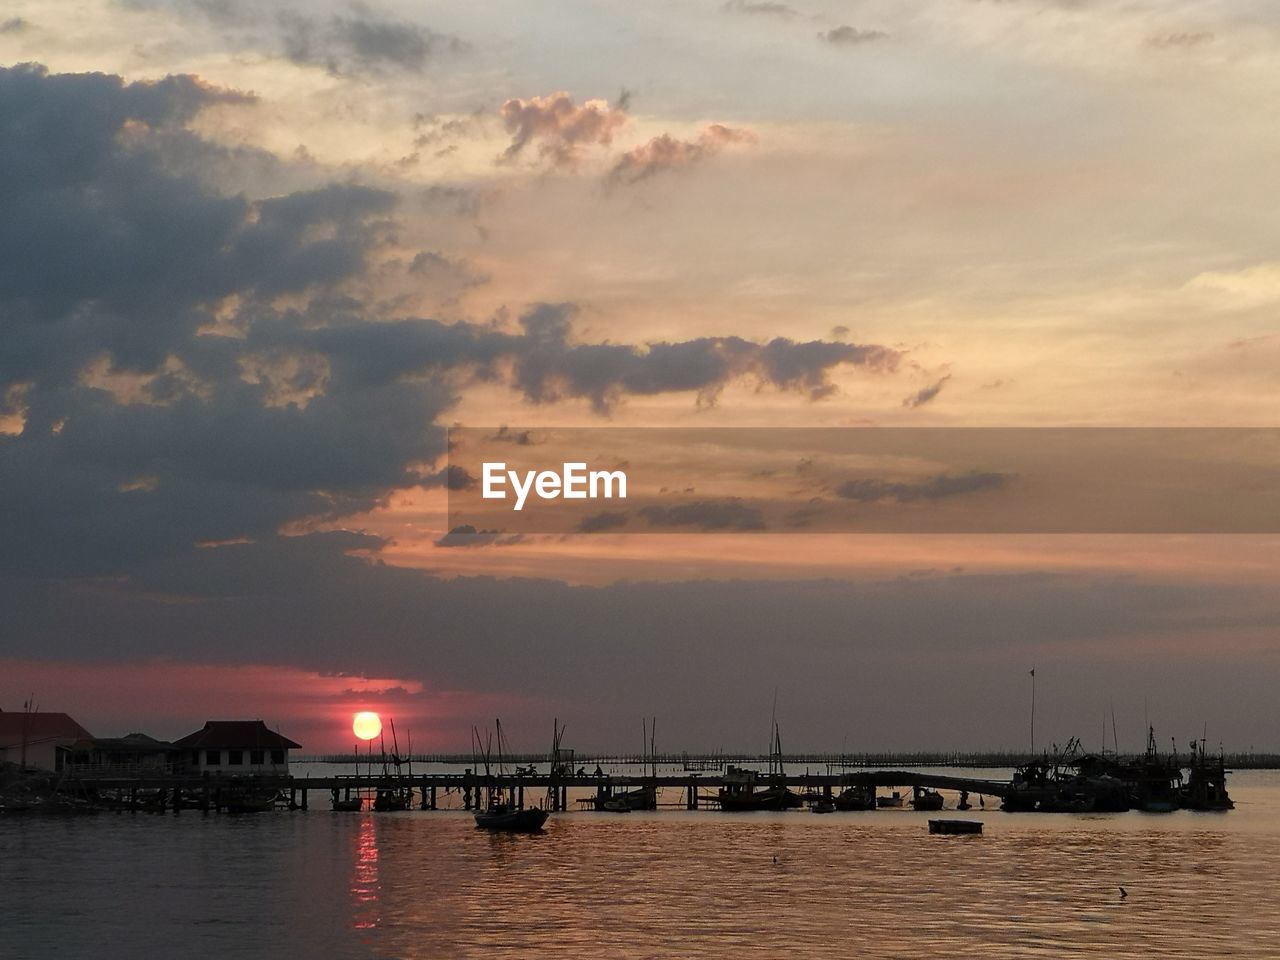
877,791,905,808
717,722,802,812
474,803,549,832
471,720,551,832
222,790,277,814
929,819,982,835
811,800,836,814
833,784,876,811
911,788,945,811
373,788,409,812
331,793,363,812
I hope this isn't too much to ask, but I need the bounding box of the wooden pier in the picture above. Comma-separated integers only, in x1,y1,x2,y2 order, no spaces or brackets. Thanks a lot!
57,767,1016,814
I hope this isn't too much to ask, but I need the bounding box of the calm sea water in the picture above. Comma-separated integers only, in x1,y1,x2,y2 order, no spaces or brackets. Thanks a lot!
4,769,1280,959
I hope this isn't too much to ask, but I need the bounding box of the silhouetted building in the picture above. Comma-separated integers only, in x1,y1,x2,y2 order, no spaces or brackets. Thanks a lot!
0,709,94,772
173,721,300,775
67,733,177,775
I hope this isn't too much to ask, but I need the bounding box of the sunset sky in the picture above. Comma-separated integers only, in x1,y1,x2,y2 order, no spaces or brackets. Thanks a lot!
2,0,1278,753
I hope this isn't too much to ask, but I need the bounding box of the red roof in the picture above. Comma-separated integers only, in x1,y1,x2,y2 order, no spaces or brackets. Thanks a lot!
172,720,301,751
0,710,94,748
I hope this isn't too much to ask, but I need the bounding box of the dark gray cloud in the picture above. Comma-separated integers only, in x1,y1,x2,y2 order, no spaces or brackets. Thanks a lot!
0,16,29,32
639,500,766,531
576,511,629,533
818,25,889,45
836,471,1008,503
5,542,1278,750
278,6,465,75
902,373,951,408
509,303,898,412
0,64,901,579
433,525,524,548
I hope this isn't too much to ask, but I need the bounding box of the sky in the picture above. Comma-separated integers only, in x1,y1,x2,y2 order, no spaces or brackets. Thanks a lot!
1,0,1277,754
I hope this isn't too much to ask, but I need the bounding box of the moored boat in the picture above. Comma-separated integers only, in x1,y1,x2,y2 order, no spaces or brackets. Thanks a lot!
833,782,876,811
911,787,945,811
474,803,549,832
929,819,982,835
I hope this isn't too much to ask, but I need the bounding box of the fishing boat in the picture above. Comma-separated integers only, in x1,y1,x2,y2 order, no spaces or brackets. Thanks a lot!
811,800,836,814
833,782,876,811
910,787,945,811
373,787,409,812
475,802,550,832
472,719,551,832
877,791,905,808
1128,728,1182,812
221,789,277,814
1003,739,1133,813
1181,738,1233,811
717,720,802,812
331,792,363,812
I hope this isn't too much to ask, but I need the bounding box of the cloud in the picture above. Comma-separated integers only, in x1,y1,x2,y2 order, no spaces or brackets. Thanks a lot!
498,91,629,168
0,64,901,581
433,525,524,547
606,124,755,187
278,6,465,75
723,0,798,17
1146,31,1214,50
576,511,628,533
902,374,952,408
818,26,889,45
639,500,766,531
836,471,1008,503
507,303,900,412
9,537,1277,751
0,16,29,32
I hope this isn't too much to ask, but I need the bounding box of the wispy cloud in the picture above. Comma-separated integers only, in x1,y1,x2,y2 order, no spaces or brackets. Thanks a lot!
902,374,952,408
606,124,755,187
818,25,888,46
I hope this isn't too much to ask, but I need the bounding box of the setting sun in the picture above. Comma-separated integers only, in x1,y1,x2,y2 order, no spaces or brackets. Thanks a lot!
352,711,382,741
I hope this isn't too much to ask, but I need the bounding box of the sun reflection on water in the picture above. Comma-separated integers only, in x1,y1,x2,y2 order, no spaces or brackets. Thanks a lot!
350,815,380,931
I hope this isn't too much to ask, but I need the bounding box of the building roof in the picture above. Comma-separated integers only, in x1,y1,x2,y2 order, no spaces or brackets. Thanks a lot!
172,720,301,751
0,710,94,748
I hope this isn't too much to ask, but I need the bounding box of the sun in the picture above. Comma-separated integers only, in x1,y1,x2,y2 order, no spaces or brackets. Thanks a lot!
352,711,382,741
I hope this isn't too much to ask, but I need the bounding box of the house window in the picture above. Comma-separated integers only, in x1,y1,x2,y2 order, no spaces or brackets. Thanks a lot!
228,750,243,765
270,750,285,765
206,750,220,766
250,750,264,765
191,750,200,766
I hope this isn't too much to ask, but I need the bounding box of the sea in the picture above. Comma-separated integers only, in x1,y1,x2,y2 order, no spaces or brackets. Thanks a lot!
3,766,1279,959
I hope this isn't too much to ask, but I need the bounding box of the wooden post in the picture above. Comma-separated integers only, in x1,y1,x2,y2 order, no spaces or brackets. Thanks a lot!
687,785,697,810
301,788,308,810
129,786,137,812
430,784,437,810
